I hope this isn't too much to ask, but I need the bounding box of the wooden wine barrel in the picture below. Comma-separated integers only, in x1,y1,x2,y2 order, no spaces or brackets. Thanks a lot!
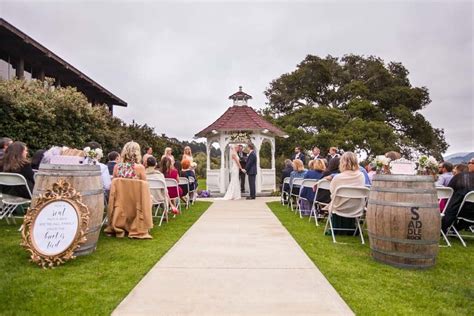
33,164,104,256
366,175,440,269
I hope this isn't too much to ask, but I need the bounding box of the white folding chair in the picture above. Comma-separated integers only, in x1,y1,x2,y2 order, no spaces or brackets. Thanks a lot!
323,186,370,244
437,186,454,247
309,179,330,226
165,178,181,212
280,177,290,205
0,172,32,224
289,178,304,211
297,179,319,218
148,179,170,226
446,191,474,247
188,177,198,205
178,177,190,210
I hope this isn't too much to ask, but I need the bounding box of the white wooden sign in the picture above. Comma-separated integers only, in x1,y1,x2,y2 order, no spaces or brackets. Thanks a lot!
390,158,417,175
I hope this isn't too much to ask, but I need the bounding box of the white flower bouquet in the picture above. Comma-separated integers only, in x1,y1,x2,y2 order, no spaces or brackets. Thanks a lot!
83,147,103,163
373,155,391,173
417,155,438,175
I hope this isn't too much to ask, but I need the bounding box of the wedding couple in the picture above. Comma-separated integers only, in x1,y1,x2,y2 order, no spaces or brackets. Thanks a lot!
222,143,257,200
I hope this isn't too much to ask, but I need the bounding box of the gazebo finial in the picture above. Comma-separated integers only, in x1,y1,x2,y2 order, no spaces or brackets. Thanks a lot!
239,85,242,92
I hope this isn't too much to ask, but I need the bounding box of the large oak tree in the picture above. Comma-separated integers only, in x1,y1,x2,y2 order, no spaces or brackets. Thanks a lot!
263,55,448,159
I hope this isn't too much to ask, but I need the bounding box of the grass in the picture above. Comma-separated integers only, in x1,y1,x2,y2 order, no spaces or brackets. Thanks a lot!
267,201,474,316
197,177,206,190
0,201,212,315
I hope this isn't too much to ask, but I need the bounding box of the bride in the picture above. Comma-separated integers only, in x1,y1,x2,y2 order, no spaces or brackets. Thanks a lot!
221,144,246,200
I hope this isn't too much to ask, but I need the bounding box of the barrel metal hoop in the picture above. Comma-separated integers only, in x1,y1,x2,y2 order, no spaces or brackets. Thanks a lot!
370,247,437,259
36,172,101,177
368,232,439,245
370,187,435,194
86,224,102,234
368,199,438,208
35,188,104,196
373,175,435,182
372,256,435,269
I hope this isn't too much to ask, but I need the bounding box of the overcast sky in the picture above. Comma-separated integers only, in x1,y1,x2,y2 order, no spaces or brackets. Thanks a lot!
1,0,472,155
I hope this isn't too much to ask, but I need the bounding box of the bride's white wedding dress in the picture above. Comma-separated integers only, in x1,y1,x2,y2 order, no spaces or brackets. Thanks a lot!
221,154,242,200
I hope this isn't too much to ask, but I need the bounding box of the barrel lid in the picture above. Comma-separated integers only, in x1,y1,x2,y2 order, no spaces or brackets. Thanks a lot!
39,163,101,171
373,174,435,182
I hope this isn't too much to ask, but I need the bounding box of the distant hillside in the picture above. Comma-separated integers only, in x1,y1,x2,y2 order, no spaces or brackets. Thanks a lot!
444,152,474,164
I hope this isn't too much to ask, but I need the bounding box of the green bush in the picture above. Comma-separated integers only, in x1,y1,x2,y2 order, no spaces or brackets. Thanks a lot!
0,79,179,160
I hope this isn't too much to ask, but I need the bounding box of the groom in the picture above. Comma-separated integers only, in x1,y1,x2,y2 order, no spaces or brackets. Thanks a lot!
245,143,257,200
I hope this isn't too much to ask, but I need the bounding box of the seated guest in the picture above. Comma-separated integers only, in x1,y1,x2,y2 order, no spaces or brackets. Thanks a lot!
282,159,293,181
107,151,120,176
328,152,366,234
31,149,46,170
142,146,153,167
145,156,169,203
366,162,377,182
316,156,341,204
0,137,13,171
180,159,197,192
359,165,371,186
84,141,111,191
281,159,293,196
113,141,146,181
300,159,326,213
160,156,182,214
1,141,35,198
453,163,468,176
436,161,454,187
441,158,474,233
145,156,164,179
289,159,307,195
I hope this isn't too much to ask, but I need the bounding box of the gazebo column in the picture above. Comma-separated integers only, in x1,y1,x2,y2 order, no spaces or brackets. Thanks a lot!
271,138,276,191
253,134,263,194
206,140,211,191
219,135,226,194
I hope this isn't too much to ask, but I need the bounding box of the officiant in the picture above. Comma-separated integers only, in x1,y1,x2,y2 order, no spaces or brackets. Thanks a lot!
237,144,247,193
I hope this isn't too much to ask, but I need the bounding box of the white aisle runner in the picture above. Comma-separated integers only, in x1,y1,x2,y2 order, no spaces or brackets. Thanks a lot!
113,198,353,315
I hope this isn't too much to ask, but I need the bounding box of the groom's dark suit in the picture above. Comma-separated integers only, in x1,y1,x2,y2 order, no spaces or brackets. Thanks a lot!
245,150,257,199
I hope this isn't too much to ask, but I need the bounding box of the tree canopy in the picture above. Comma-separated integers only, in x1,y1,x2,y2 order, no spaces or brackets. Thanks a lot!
263,54,448,159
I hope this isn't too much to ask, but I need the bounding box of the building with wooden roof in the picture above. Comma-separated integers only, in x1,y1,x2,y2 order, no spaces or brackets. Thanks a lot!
196,87,287,194
0,18,126,113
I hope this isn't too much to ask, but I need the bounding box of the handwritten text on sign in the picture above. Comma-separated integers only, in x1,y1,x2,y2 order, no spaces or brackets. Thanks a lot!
32,200,79,256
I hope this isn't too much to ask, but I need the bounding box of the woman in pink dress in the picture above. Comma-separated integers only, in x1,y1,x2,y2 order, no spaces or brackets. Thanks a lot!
160,156,182,214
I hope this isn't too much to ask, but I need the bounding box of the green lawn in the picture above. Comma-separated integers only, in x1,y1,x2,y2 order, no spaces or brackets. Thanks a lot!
267,201,474,316
197,177,206,190
0,201,212,315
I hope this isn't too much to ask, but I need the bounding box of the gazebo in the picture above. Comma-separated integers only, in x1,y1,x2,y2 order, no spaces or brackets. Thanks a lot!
195,87,287,194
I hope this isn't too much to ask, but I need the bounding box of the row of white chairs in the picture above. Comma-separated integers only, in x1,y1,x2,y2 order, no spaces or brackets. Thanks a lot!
0,172,199,229
148,176,198,226
281,176,474,246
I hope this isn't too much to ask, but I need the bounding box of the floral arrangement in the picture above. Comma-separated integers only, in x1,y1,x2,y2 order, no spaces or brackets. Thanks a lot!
417,155,438,174
372,155,391,172
83,147,103,162
230,131,250,142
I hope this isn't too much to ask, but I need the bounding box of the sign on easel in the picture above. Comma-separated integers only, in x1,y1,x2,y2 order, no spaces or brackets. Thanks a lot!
22,180,89,268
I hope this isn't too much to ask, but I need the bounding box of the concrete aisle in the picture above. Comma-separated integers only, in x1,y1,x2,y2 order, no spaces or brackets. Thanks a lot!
113,198,353,316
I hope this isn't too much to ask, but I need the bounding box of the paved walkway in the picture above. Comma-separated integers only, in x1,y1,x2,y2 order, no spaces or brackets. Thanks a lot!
113,198,353,315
